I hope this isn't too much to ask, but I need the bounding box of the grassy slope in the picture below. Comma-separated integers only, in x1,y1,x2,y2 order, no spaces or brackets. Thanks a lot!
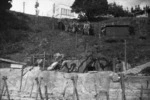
1,11,150,67
92,17,150,66
1,11,97,62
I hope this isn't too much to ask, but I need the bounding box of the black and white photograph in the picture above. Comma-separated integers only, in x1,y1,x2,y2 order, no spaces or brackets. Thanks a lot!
0,0,150,100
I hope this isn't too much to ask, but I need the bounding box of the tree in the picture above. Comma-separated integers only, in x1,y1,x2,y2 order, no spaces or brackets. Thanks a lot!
71,0,108,20
131,7,134,13
0,0,12,12
143,5,150,12
108,2,132,17
108,2,125,17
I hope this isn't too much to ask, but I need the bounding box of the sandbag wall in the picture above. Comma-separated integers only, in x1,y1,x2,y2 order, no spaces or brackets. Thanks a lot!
0,67,150,100
92,17,149,37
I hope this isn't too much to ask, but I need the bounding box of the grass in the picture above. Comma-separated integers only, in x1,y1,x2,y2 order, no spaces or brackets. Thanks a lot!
0,11,150,67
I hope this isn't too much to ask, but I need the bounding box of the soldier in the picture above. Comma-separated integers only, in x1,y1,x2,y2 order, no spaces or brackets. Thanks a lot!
64,20,69,32
115,58,131,72
115,58,122,72
101,25,106,36
68,21,73,32
77,23,84,34
47,53,65,71
83,21,90,35
72,21,76,33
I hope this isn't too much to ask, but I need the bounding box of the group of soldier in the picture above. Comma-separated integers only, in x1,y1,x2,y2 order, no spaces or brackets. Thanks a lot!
57,19,94,35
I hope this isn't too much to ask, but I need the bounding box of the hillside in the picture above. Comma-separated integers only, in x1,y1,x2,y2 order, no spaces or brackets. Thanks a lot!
0,11,150,67
0,11,98,61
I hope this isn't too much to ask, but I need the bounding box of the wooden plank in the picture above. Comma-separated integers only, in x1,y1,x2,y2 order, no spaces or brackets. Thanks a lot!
0,58,26,65
125,76,150,81
125,89,150,94
11,64,23,69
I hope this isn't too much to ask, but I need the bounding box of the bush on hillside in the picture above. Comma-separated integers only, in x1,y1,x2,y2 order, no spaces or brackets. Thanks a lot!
0,11,30,43
0,11,31,31
0,0,12,11
0,11,31,55
0,43,24,55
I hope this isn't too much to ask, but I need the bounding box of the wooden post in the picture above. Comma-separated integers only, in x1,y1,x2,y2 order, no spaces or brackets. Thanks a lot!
2,76,10,100
35,77,43,100
20,66,24,92
45,85,48,100
124,40,127,71
0,81,5,100
94,78,99,100
113,58,116,72
120,74,126,100
3,89,7,96
75,31,78,57
30,82,34,97
35,78,39,100
39,77,43,100
140,85,143,100
43,52,46,70
85,42,88,54
71,75,79,100
98,22,100,38
106,92,109,100
33,55,35,66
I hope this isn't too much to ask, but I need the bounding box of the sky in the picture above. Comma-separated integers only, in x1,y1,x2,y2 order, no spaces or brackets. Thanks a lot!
11,0,150,16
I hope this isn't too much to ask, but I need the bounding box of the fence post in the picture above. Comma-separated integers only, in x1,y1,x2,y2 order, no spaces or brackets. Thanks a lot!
33,55,35,65
124,40,127,71
20,66,24,92
45,85,48,100
43,52,46,70
30,82,34,97
113,58,116,72
120,74,126,100
3,76,10,100
35,77,43,100
0,80,5,100
140,85,143,100
71,75,79,100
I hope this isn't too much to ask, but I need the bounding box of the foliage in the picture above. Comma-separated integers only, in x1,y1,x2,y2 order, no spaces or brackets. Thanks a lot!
71,0,108,20
35,1,39,8
130,5,150,16
108,2,132,17
131,5,143,14
0,0,12,11
0,11,30,55
0,11,31,31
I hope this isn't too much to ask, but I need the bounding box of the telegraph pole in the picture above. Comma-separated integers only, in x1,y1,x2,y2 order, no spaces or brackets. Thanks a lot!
23,2,25,13
124,40,127,70
75,31,78,58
